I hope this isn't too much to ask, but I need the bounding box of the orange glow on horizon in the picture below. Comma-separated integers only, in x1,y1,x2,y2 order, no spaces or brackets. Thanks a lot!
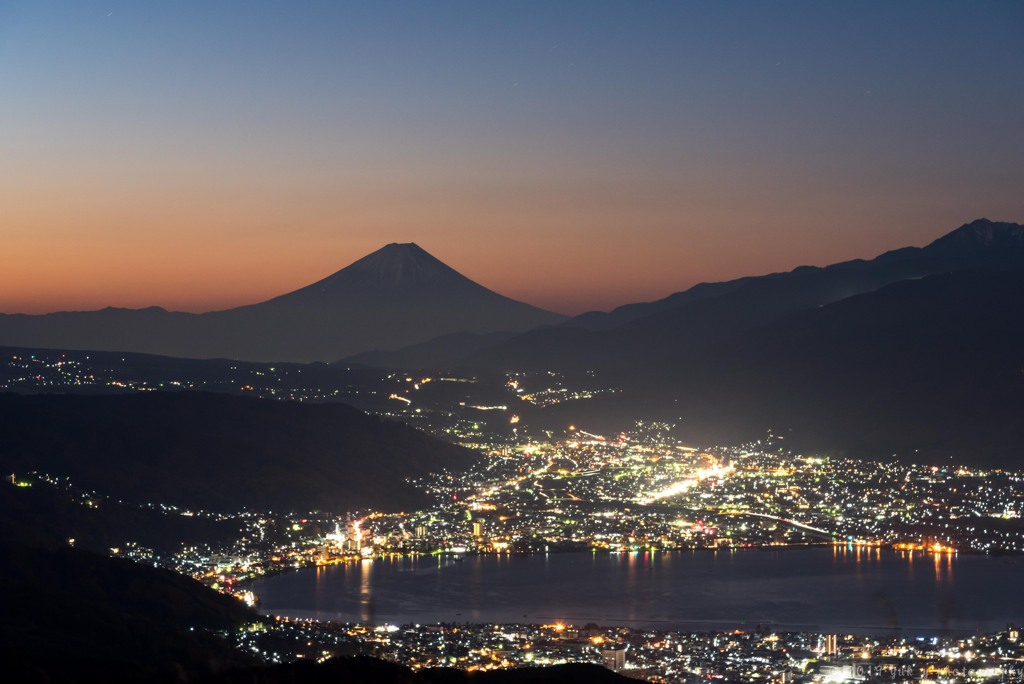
0,176,972,317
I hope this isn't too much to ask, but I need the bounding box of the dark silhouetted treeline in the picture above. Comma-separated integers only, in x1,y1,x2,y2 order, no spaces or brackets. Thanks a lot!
202,657,637,684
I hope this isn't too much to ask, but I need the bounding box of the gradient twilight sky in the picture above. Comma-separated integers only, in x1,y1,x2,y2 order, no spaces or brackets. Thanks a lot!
1,1,1022,316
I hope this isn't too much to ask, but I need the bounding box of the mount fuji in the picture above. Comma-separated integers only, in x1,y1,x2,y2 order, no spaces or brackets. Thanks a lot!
0,243,565,363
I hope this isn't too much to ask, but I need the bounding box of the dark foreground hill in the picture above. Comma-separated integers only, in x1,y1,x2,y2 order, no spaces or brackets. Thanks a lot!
0,485,636,684
0,392,478,513
0,538,255,683
205,657,636,684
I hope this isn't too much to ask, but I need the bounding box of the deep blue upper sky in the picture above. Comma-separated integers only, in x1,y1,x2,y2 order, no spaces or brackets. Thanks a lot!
1,1,1021,314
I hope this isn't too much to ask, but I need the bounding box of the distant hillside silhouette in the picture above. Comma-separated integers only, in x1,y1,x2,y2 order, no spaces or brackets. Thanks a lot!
0,470,247,558
0,243,565,363
574,217,1024,331
0,392,478,513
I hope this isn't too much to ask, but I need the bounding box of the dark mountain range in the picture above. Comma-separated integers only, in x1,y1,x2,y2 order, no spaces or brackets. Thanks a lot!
0,391,478,513
536,267,1024,467
0,243,565,363
570,217,1024,331
352,219,1024,371
336,219,1024,465
674,266,1024,464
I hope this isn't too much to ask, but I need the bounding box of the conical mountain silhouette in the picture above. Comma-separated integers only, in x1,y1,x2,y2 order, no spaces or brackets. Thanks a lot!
0,244,565,362
267,243,513,302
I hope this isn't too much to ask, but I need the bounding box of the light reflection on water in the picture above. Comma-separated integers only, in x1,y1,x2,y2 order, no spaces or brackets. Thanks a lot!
260,547,1023,636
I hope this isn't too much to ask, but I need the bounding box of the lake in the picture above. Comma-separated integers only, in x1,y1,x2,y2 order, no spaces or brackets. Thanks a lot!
250,546,1024,635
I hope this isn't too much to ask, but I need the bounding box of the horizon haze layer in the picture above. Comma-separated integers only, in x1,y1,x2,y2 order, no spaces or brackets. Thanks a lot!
5,218,1022,318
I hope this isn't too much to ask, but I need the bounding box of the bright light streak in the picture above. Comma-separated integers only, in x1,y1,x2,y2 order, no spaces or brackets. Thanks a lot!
638,463,734,504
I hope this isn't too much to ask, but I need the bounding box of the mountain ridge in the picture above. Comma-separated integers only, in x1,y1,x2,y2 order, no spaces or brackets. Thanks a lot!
0,243,565,362
447,218,1024,372
516,266,1024,467
562,218,1024,333
336,219,1024,371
